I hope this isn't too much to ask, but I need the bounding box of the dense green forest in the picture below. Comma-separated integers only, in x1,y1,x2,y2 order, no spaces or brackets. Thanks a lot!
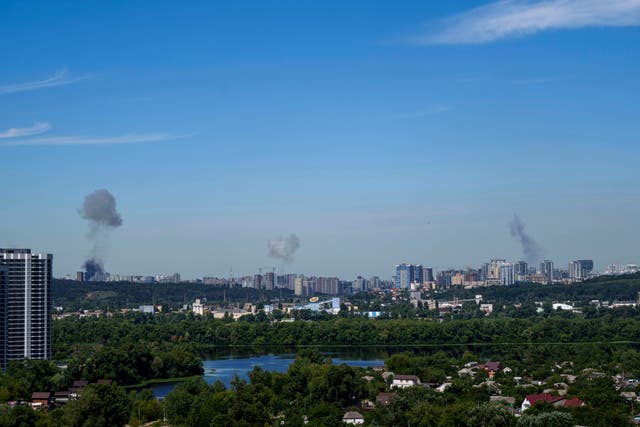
54,311,640,353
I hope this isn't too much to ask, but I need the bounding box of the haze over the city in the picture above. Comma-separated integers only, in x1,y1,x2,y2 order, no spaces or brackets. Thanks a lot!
1,0,639,279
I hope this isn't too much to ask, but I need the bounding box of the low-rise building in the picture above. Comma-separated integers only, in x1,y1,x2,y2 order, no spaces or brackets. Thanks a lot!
521,394,585,412
376,392,396,406
342,411,364,425
31,392,51,410
391,374,421,388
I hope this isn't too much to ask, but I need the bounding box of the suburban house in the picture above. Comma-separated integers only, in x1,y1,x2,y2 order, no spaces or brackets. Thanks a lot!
53,390,70,404
622,391,639,402
436,382,453,393
521,394,585,412
72,380,89,388
31,392,51,410
391,374,421,389
376,392,396,406
342,410,365,425
563,397,586,408
481,362,502,372
458,367,475,377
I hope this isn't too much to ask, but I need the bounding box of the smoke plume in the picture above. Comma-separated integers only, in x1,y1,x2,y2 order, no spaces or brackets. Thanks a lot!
83,259,105,281
509,214,542,264
78,189,123,280
267,234,300,263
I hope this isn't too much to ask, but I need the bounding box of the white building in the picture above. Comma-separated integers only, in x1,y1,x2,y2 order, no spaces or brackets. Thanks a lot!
193,299,205,316
342,411,364,425
391,374,421,389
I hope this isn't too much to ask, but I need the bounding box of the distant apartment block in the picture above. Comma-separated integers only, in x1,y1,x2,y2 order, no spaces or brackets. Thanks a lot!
514,261,528,280
569,260,593,281
395,264,425,289
540,260,554,282
264,272,275,291
499,262,515,286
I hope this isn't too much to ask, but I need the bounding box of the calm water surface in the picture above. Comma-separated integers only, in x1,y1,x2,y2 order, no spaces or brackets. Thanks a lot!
151,353,384,398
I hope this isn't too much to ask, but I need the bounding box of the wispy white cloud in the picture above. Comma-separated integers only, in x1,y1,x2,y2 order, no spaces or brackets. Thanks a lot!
386,105,451,120
407,0,640,45
0,69,90,95
0,122,51,139
0,133,189,147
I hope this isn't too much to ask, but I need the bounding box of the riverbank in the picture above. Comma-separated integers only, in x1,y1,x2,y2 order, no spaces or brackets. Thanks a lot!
124,375,202,390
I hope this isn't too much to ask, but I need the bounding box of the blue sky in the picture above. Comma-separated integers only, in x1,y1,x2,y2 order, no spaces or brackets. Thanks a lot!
1,0,639,279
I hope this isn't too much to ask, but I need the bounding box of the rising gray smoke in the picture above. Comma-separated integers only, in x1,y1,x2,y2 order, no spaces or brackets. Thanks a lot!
509,214,542,264
83,258,105,281
267,234,300,263
78,189,123,280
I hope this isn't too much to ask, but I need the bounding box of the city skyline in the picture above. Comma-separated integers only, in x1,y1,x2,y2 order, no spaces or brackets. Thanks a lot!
1,1,639,278
60,256,637,285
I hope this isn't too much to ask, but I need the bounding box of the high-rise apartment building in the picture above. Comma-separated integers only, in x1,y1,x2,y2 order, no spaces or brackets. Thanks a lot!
514,261,528,279
413,265,424,284
352,276,366,293
253,274,262,289
0,265,7,370
499,262,515,286
315,277,340,295
286,274,297,291
0,249,53,370
540,260,554,283
294,276,303,296
303,277,313,297
422,267,434,283
480,263,490,281
264,272,275,291
395,264,427,288
436,270,454,289
579,260,594,275
395,264,411,289
569,260,594,281
368,276,381,290
489,259,506,280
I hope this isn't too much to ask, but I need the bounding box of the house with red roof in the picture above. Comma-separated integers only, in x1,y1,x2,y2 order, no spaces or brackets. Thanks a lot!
521,393,585,412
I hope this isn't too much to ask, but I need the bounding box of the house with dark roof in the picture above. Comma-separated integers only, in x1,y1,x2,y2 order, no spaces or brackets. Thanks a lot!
53,390,70,404
376,392,396,406
31,392,51,410
481,362,502,372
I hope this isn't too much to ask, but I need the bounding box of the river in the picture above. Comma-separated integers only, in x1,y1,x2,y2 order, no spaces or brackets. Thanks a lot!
151,352,384,398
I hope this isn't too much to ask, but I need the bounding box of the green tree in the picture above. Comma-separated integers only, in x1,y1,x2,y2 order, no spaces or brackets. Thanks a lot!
516,411,573,427
466,403,515,427
63,384,131,427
